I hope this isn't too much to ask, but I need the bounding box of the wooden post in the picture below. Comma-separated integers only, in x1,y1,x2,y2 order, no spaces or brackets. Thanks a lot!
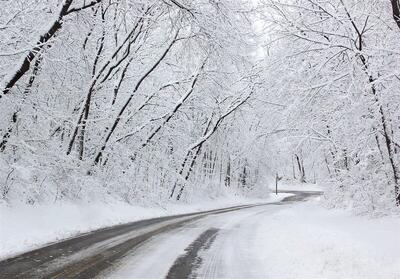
275,173,278,195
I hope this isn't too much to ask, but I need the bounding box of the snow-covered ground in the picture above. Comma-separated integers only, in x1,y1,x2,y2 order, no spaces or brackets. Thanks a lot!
248,199,400,279
0,193,291,259
2,182,399,279
104,197,400,279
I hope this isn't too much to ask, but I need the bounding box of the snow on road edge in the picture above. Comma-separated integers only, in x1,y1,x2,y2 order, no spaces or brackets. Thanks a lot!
0,193,293,259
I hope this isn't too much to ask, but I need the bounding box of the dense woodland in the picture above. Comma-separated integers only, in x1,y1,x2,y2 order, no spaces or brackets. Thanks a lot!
0,0,399,214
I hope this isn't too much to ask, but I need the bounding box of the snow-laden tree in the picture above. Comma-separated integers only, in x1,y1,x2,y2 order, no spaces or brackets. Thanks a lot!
257,0,400,213
0,0,268,204
2,0,398,215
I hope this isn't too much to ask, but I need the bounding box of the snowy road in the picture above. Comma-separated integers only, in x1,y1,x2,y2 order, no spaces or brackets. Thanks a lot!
0,191,319,279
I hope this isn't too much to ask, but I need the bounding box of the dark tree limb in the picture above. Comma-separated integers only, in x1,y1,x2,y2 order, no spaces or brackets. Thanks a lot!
77,4,107,160
92,31,179,165
188,88,254,151
162,0,195,17
0,52,44,152
66,14,146,156
66,0,103,15
390,0,400,30
1,0,74,96
0,0,106,97
137,59,206,152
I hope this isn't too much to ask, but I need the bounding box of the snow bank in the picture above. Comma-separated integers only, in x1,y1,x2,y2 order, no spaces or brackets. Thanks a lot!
0,193,291,259
252,199,400,279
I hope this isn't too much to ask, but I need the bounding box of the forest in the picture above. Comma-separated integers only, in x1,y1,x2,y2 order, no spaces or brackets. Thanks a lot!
1,0,399,215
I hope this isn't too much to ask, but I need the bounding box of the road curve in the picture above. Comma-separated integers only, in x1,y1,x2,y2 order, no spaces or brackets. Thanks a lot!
0,191,321,279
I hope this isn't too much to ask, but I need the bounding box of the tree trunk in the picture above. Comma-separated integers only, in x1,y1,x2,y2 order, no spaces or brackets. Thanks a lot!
388,0,400,205
341,0,400,205
225,157,231,187
295,154,306,183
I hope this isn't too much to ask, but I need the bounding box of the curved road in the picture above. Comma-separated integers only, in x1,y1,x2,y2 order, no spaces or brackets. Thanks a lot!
0,191,321,279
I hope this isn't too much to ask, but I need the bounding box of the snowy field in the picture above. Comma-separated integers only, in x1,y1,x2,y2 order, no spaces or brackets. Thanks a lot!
0,193,291,259
105,198,400,279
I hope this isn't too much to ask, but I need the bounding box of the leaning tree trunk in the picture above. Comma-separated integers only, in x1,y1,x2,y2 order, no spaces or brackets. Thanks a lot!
389,0,400,206
169,114,213,199
295,154,306,183
225,156,231,187
0,53,44,152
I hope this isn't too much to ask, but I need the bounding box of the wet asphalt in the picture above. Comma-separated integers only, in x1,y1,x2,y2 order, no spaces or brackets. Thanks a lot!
0,190,321,279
